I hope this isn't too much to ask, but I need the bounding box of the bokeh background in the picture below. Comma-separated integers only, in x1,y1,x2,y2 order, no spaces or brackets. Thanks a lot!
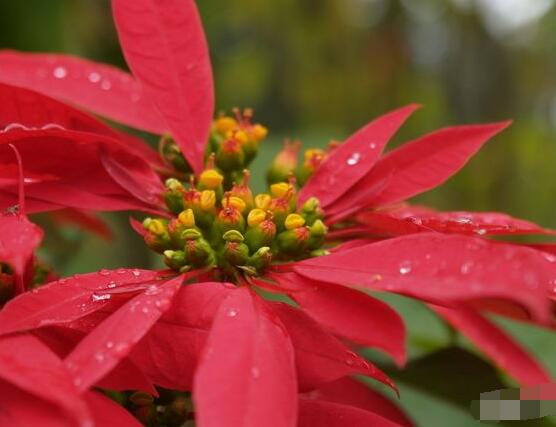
1,1,555,425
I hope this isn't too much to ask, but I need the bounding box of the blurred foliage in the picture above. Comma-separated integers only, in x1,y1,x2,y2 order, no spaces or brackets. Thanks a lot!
2,1,556,425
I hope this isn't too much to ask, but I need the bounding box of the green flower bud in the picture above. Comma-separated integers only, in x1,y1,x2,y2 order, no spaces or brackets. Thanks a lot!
308,219,328,249
159,134,192,173
183,231,216,268
301,197,324,225
143,218,172,253
163,250,188,271
266,140,300,185
246,246,273,272
216,137,245,172
276,226,310,257
163,178,185,214
245,218,276,252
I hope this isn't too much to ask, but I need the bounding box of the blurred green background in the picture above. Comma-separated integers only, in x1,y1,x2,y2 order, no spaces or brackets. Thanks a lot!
1,0,556,425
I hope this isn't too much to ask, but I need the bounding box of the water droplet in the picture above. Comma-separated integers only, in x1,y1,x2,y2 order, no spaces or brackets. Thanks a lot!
141,307,150,314
53,66,67,79
369,142,377,149
475,228,487,235
144,285,160,295
370,273,383,282
542,253,556,263
106,341,114,349
94,351,105,362
91,293,111,302
41,123,65,131
227,308,238,317
155,298,170,309
113,342,130,355
132,269,141,277
399,261,412,275
460,261,473,275
88,72,101,83
98,269,111,276
116,268,127,275
455,217,472,224
251,366,260,379
100,79,112,90
107,281,117,289
346,152,361,166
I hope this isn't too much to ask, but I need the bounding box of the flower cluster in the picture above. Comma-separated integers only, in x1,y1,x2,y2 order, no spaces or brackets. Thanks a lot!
0,1,554,426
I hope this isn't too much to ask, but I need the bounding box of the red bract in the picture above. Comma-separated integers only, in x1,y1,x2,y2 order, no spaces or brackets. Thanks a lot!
0,0,554,425
0,270,400,426
0,333,141,427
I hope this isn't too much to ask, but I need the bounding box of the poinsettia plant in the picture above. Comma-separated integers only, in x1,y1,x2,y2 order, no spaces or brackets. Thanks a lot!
0,1,555,426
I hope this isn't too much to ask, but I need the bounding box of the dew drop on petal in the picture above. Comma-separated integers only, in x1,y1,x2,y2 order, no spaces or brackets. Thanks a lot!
116,268,127,275
141,307,150,314
251,366,260,379
100,79,112,90
369,142,377,149
132,269,141,277
88,72,101,83
98,269,111,276
346,152,361,166
144,285,160,295
107,281,117,289
475,228,487,235
53,66,67,79
399,261,412,275
226,308,238,317
94,351,105,363
460,261,473,275
91,293,111,302
106,341,114,349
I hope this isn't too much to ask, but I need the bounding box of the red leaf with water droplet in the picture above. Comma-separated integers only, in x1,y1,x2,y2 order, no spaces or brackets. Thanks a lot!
298,399,403,427
0,214,42,292
0,129,164,213
130,282,234,390
112,0,214,174
0,82,160,165
271,302,396,392
273,273,406,366
305,378,415,427
299,104,418,207
0,334,93,427
292,233,553,323
193,287,297,427
345,122,510,211
0,269,163,336
0,50,165,133
356,205,556,237
85,391,144,427
431,305,552,386
64,275,182,391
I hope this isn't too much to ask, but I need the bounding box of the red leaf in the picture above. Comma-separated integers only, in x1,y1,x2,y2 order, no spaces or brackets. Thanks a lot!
431,305,552,386
0,82,160,165
306,378,415,427
298,399,404,427
356,206,556,237
112,0,214,174
0,50,164,133
85,391,143,427
64,275,182,391
0,129,164,213
274,273,406,366
193,288,297,427
130,282,234,390
0,334,92,427
0,269,164,336
299,105,418,206
272,302,396,392
0,215,43,292
349,122,510,210
293,233,554,323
